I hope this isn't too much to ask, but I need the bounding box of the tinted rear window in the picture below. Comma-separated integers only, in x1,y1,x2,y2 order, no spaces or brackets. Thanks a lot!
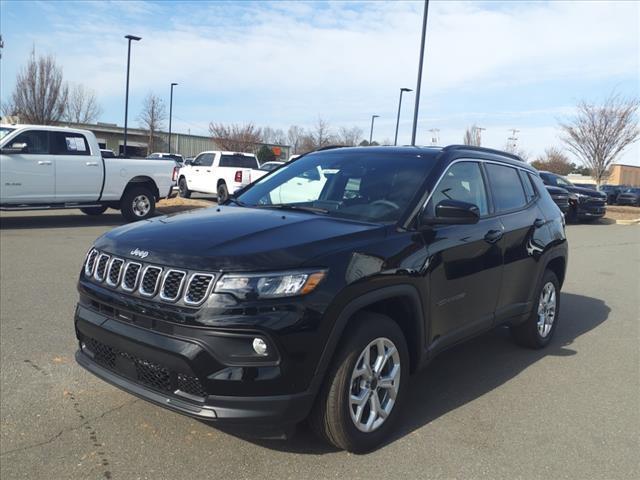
219,155,258,168
485,164,527,212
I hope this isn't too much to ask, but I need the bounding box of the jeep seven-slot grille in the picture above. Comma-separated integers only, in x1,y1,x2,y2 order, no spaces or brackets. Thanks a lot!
107,258,124,286
122,263,141,291
160,270,186,302
83,250,216,306
140,267,162,296
81,336,207,398
185,274,215,305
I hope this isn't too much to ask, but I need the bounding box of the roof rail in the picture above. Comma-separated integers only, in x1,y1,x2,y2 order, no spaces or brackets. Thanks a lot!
315,145,346,152
443,144,524,162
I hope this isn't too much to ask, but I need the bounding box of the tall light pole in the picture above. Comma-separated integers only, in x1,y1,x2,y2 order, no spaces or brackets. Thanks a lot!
394,88,412,146
411,0,429,146
369,115,380,145
168,82,178,153
123,34,141,157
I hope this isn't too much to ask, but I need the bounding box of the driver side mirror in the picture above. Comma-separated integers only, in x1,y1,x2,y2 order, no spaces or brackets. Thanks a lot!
420,199,480,227
184,159,193,166
1,142,27,154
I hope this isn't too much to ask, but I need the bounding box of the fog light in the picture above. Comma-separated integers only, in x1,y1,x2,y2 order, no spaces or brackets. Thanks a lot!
252,338,268,356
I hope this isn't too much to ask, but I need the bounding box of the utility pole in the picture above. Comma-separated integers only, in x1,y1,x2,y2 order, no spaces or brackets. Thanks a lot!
507,128,520,152
123,34,141,157
369,115,379,144
476,126,486,146
428,128,440,145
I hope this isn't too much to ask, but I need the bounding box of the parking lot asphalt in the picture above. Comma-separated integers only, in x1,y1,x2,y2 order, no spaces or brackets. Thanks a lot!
1,209,638,480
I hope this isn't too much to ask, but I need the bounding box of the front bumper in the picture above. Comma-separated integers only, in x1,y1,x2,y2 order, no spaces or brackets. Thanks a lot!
74,304,316,425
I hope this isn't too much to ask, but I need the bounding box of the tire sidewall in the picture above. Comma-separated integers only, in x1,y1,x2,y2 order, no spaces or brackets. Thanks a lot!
333,315,410,452
217,183,228,202
178,177,190,198
122,187,155,222
531,270,561,347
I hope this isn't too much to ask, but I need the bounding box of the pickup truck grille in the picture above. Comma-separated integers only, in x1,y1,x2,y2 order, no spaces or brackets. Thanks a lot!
83,249,216,307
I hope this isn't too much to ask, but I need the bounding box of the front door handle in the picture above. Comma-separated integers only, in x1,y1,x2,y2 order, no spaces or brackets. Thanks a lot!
484,229,503,244
534,218,546,228
85,161,99,166
37,160,52,165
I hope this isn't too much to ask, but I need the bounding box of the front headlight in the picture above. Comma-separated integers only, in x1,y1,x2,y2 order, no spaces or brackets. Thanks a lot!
214,270,327,300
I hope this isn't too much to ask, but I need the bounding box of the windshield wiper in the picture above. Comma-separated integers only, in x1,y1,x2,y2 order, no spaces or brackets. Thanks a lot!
254,204,329,214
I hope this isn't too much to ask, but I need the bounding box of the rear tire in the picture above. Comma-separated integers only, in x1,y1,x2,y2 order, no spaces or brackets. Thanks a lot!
178,177,191,198
309,312,409,452
80,206,107,216
217,182,229,203
511,270,560,349
120,186,156,222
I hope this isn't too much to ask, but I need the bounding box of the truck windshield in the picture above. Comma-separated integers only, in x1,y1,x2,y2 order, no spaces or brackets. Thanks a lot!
0,127,16,141
237,149,437,224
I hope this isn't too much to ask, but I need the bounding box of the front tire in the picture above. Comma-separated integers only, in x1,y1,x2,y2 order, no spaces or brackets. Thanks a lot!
511,270,560,349
309,312,409,452
217,182,229,203
120,186,156,222
80,206,107,216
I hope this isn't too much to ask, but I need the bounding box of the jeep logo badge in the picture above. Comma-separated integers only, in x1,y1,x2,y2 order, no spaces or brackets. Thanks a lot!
130,248,149,259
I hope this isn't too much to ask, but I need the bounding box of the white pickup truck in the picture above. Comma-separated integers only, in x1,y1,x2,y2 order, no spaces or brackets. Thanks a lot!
177,150,263,201
0,124,177,221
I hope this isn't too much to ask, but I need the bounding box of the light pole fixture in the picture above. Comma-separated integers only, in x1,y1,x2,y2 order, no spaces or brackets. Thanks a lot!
369,115,380,145
123,34,141,157
394,87,413,146
168,82,178,153
411,0,429,146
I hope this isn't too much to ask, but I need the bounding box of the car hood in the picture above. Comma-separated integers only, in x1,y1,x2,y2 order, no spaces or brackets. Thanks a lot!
95,206,386,271
564,185,605,198
545,186,569,195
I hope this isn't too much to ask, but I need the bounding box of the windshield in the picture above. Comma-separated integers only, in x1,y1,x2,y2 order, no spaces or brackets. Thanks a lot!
0,127,16,141
623,188,640,194
237,149,437,223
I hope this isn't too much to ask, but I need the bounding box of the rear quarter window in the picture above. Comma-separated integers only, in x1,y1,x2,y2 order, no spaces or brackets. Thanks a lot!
485,163,527,212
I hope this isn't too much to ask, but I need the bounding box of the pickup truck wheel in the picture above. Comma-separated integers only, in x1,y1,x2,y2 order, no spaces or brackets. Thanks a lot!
309,312,409,452
121,186,156,222
80,206,108,216
511,270,560,349
178,177,191,198
217,183,229,203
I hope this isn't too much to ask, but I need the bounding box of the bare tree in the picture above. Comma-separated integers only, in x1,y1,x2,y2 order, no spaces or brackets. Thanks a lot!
287,125,305,154
10,53,68,124
463,125,482,146
560,93,639,185
262,127,286,145
530,147,573,175
138,93,167,153
311,118,334,148
209,122,262,152
64,84,102,124
336,126,363,146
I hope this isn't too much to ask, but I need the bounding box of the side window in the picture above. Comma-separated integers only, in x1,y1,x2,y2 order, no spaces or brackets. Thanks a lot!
427,161,488,216
485,164,527,212
50,132,90,156
200,154,214,167
192,154,203,166
11,130,49,154
519,170,537,203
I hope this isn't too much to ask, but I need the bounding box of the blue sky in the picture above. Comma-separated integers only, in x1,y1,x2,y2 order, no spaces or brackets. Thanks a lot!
1,0,639,164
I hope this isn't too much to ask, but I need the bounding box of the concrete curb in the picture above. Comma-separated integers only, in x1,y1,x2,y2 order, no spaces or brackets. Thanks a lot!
615,218,640,225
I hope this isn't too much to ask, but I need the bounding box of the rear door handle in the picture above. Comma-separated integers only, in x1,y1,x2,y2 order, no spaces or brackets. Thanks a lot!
484,229,503,244
534,218,546,228
37,160,52,165
85,161,99,166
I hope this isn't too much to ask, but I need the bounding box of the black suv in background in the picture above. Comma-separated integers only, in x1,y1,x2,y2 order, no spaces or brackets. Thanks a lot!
75,145,568,452
616,187,640,206
539,171,606,221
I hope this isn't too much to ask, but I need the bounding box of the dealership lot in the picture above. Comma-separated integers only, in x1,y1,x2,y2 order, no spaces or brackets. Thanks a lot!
0,209,638,479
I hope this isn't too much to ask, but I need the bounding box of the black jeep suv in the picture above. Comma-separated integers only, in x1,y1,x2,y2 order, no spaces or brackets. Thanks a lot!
538,171,606,221
75,145,568,452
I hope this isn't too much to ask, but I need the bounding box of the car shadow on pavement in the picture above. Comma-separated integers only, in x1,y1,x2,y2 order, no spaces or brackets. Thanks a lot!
232,292,609,455
0,206,204,230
